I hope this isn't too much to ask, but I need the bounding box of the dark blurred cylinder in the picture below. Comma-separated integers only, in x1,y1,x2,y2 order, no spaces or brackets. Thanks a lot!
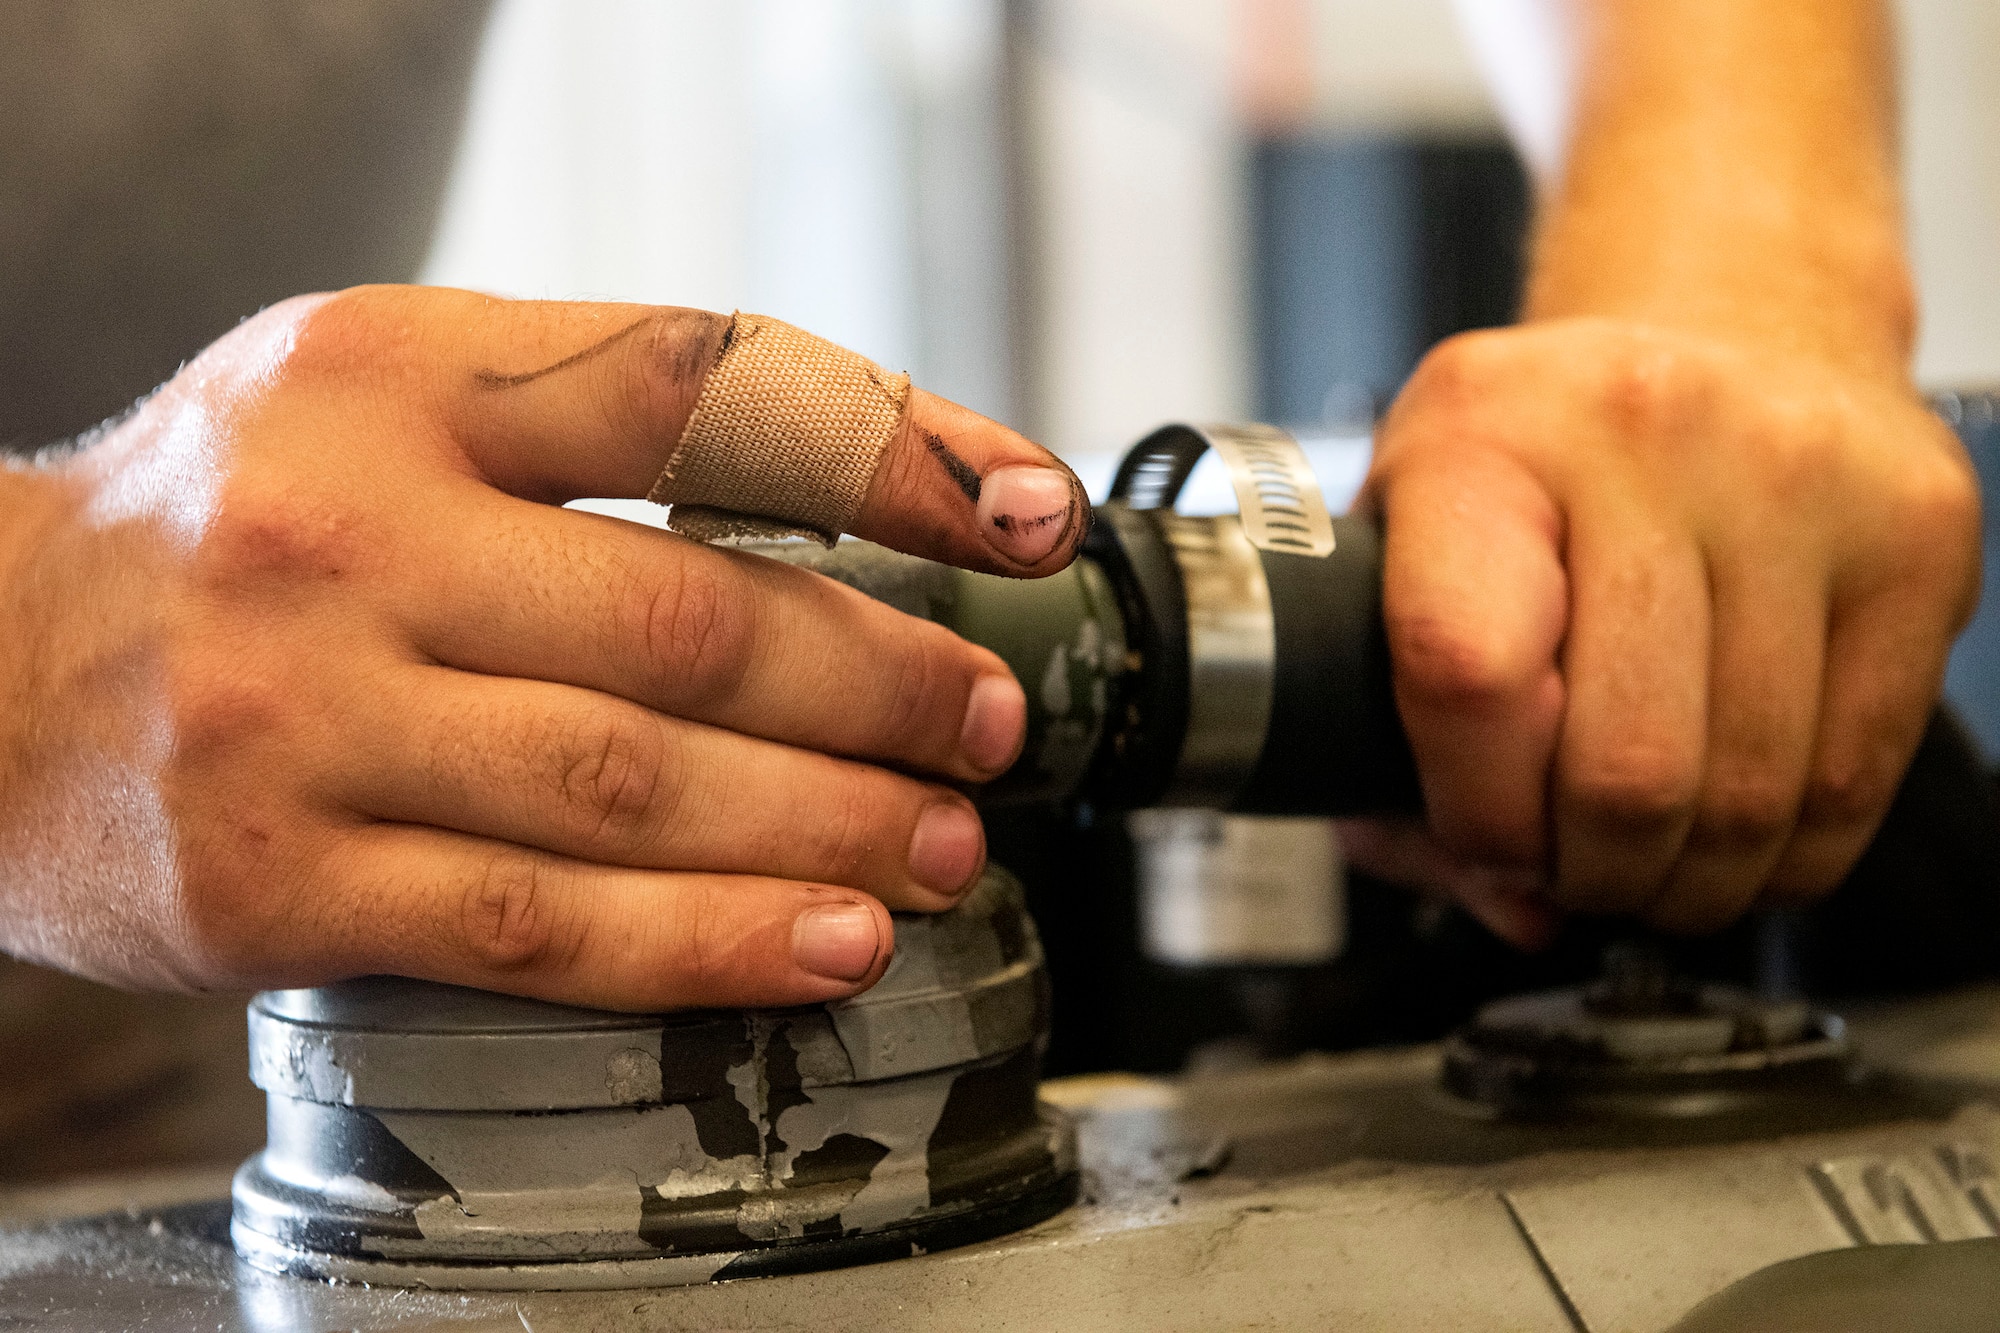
761,499,1418,818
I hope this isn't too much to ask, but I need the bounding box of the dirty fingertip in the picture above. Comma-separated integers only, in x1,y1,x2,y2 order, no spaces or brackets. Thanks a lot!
978,465,1082,567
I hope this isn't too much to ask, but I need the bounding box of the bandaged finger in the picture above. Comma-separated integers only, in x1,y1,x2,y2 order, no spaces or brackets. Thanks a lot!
648,313,908,546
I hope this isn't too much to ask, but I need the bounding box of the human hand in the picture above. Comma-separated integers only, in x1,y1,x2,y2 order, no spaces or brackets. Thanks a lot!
0,286,1089,1009
1355,318,1979,940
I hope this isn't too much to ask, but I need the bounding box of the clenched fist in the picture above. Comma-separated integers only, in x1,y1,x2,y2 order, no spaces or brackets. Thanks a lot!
1338,0,1980,946
1358,320,1978,942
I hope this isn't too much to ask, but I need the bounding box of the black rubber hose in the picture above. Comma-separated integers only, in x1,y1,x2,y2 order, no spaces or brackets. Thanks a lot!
1234,514,1420,815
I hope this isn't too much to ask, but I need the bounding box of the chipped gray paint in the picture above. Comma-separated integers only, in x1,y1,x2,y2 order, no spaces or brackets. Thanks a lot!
231,868,1074,1286
249,1019,682,1111
370,1105,732,1258
827,873,1040,1082
248,874,1040,1111
319,1174,404,1215
780,1011,860,1086
774,1071,958,1233
602,1048,662,1105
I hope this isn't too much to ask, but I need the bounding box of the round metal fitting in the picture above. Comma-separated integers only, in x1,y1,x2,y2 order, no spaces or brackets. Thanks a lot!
1107,422,1338,808
1442,948,1849,1120
1153,511,1276,807
231,868,1077,1289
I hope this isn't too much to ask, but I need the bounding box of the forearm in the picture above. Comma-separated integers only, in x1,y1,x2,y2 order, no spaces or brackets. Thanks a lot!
1527,0,1912,378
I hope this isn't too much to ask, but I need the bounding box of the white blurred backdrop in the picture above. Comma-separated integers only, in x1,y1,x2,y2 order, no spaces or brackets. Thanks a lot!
422,0,2000,463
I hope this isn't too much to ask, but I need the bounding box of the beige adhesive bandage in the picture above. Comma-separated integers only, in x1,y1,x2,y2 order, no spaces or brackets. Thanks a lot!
648,313,910,546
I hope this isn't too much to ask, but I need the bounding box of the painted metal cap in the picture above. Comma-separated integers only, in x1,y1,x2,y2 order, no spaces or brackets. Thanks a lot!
231,868,1077,1289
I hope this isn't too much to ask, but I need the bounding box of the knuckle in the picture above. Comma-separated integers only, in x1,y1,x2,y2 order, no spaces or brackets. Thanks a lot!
1802,756,1891,830
279,285,411,383
1589,339,1698,445
169,664,288,762
627,309,733,422
876,632,952,753
1402,331,1502,410
557,711,674,852
1388,612,1527,712
199,483,367,594
633,560,754,706
1901,448,1982,555
804,784,882,883
1732,396,1834,505
665,883,737,996
461,853,574,975
1695,772,1799,850
1564,745,1699,831
867,415,929,511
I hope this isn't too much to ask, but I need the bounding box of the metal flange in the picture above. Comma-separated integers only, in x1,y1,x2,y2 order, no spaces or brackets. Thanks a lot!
232,868,1077,1288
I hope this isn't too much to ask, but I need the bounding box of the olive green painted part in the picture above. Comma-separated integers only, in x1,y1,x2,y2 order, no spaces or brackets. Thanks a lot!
1666,1238,2000,1333
947,558,1126,806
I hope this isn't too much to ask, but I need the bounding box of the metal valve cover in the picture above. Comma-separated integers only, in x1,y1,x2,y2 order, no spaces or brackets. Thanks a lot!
229,867,1077,1289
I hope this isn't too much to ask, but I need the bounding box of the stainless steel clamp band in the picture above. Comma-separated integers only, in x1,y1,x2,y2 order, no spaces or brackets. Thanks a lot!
1109,422,1337,559
1108,423,1334,807
1152,511,1275,807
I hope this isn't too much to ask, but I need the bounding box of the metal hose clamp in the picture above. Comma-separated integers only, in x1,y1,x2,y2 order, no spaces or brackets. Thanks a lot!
1109,422,1337,558
1108,424,1333,807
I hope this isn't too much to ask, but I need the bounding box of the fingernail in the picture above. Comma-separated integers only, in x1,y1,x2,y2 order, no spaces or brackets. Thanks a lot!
977,466,1077,564
792,903,882,982
960,673,1026,775
908,801,985,896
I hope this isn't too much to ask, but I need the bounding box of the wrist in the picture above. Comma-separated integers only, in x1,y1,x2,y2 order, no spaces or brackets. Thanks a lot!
1521,0,1915,383
0,462,78,809
0,462,87,698
1522,205,1917,386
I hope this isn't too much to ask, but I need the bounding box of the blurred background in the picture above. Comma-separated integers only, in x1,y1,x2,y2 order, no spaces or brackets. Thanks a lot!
9,0,2000,1189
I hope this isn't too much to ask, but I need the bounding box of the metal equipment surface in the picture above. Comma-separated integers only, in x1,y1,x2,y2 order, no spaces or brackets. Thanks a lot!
1443,943,1852,1121
11,985,2000,1330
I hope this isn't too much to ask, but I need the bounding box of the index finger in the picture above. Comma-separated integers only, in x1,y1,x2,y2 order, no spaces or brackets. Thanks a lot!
1371,445,1568,868
336,287,1089,577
